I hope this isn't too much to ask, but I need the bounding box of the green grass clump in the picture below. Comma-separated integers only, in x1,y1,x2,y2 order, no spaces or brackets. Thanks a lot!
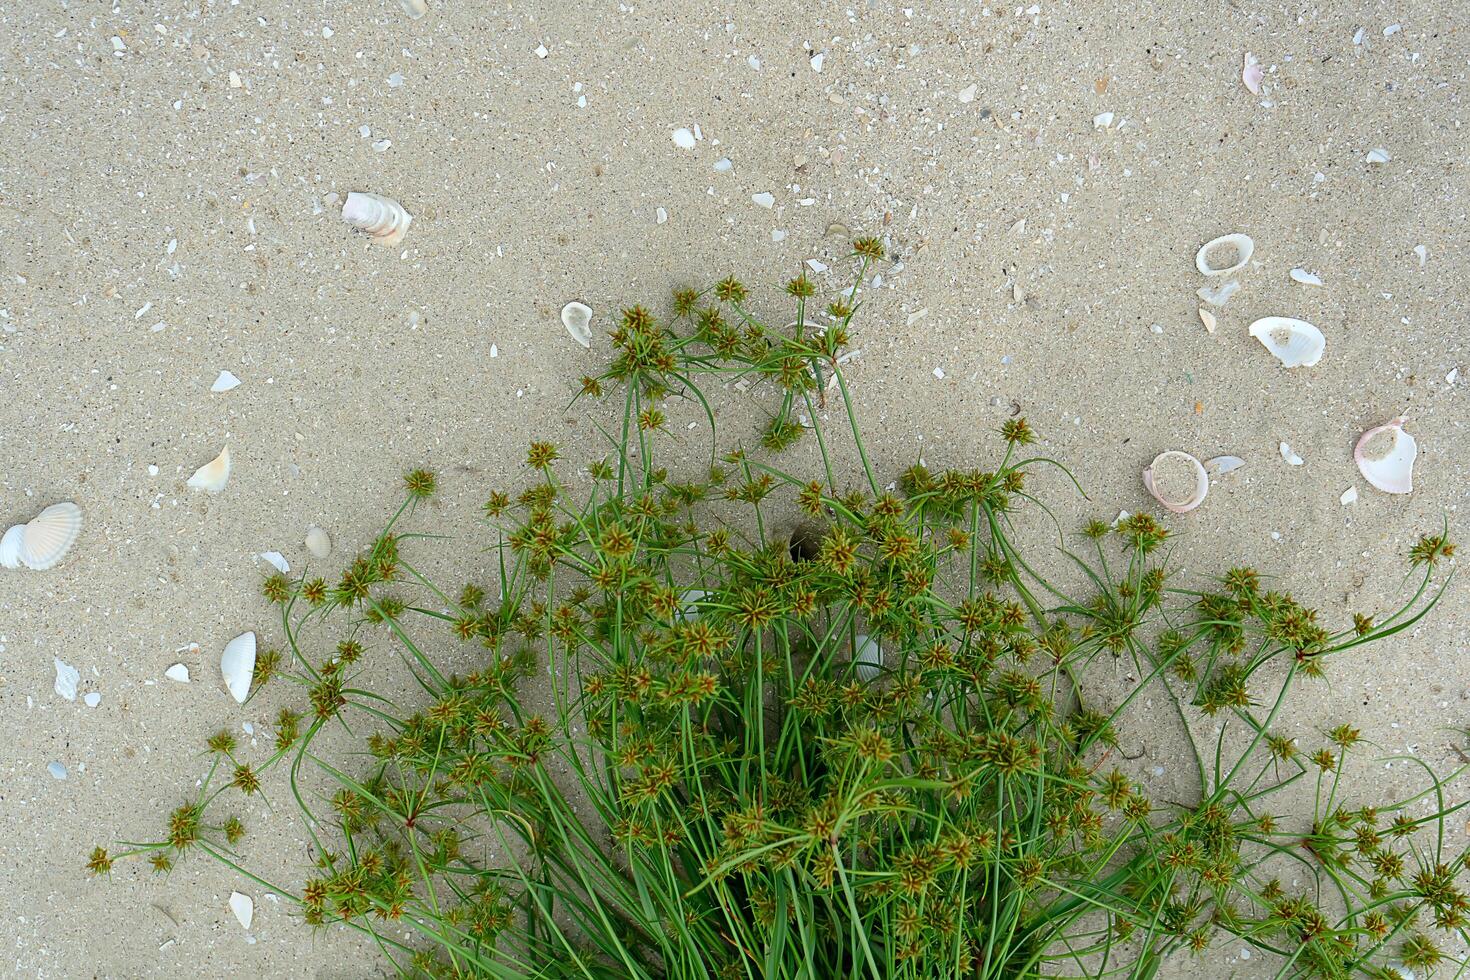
95,246,1462,979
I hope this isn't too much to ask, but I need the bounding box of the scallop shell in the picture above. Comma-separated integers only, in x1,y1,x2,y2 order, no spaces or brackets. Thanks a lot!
1354,418,1417,494
342,192,413,247
187,446,232,493
853,633,882,681
1248,317,1324,368
0,525,23,569
16,502,84,570
1196,233,1254,277
305,526,332,559
399,0,428,20
561,301,593,348
220,631,257,704
1142,451,1209,514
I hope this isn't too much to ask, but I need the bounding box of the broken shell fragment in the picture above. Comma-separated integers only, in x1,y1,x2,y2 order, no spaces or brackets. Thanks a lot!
341,192,413,247
305,526,332,559
1365,148,1391,164
561,301,593,348
229,891,254,929
1279,442,1304,466
7,502,85,571
1196,281,1241,307
1242,52,1264,95
164,663,191,683
1248,317,1325,368
1289,268,1323,287
220,631,257,704
1197,308,1217,334
1340,486,1358,506
1196,233,1254,277
1142,451,1209,514
1354,418,1417,494
1204,455,1244,478
0,525,22,569
853,634,882,681
187,446,232,494
399,0,428,20
211,370,241,392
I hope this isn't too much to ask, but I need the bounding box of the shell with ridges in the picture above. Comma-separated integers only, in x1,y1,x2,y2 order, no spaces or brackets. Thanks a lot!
16,502,84,570
853,633,882,681
1354,418,1417,494
1248,317,1325,368
1142,451,1209,514
221,631,257,704
0,525,23,569
1196,233,1254,277
342,192,413,247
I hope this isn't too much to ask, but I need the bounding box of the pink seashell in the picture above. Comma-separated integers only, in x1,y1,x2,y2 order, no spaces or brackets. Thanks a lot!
1242,52,1264,95
1354,418,1417,494
1143,451,1209,514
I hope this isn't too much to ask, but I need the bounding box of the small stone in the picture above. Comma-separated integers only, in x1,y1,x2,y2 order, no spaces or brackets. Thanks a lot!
957,83,977,103
1149,323,1164,335
387,72,404,87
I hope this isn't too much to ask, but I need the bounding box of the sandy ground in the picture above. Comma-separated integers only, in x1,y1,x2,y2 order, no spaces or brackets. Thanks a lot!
1,0,1466,976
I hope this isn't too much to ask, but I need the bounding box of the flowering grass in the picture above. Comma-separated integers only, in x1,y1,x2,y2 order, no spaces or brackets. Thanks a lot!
94,245,1462,979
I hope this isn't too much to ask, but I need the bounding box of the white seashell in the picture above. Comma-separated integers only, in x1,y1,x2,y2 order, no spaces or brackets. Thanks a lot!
399,0,428,19
211,370,241,392
1289,268,1323,287
305,526,332,559
18,502,84,570
853,633,882,681
187,446,232,493
1197,308,1217,334
54,658,80,701
1241,52,1264,95
1340,486,1358,506
258,551,290,574
671,127,696,149
1196,233,1254,277
1142,451,1209,514
561,301,593,348
1354,418,1417,494
84,692,101,708
229,891,254,929
1414,244,1428,269
1196,280,1241,307
341,192,413,247
1092,111,1115,129
164,663,191,683
47,761,67,780
1204,455,1245,478
1279,442,1304,466
220,631,256,704
0,525,23,569
752,191,775,208
1248,317,1325,368
1365,148,1391,164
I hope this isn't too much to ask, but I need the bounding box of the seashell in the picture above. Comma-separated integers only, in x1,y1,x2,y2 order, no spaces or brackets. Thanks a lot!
220,631,256,704
561,301,593,348
54,658,80,701
211,370,241,392
1279,442,1304,466
341,192,413,247
1092,111,1115,129
1242,52,1264,95
229,891,254,929
0,525,23,569
1196,280,1241,307
164,663,191,683
84,691,101,708
187,446,232,493
671,127,696,149
1196,233,1253,277
1197,308,1217,334
1142,451,1209,514
1354,418,1416,494
853,633,882,681
1204,455,1244,478
1365,148,1391,164
399,0,428,19
1339,486,1358,506
258,551,290,574
1248,317,1324,368
305,526,332,559
18,502,84,570
1289,268,1323,287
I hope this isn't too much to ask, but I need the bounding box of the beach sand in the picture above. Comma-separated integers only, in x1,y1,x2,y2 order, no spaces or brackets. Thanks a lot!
0,1,1465,975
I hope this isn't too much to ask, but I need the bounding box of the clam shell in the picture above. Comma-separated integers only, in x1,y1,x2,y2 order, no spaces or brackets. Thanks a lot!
1248,317,1324,368
54,658,80,701
1354,418,1417,494
220,631,257,704
18,502,83,570
0,525,23,569
305,526,332,559
561,301,593,348
342,192,413,247
1142,451,1209,514
853,633,882,681
187,446,232,493
1196,233,1254,277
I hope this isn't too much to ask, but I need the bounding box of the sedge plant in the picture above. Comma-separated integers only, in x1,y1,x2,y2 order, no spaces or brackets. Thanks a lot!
93,242,1463,979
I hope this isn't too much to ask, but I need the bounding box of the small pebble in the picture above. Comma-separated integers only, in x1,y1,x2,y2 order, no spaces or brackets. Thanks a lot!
47,761,68,780
655,206,667,225
534,44,548,59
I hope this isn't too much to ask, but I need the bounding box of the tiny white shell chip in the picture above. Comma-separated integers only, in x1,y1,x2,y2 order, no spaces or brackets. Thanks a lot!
671,127,696,149
853,634,882,681
54,658,80,701
1197,308,1217,334
1196,281,1241,307
399,0,428,19
752,191,776,208
679,589,708,621
165,663,191,683
1354,418,1417,494
561,301,593,348
1365,148,1391,164
305,526,332,559
341,192,413,247
47,761,68,780
258,551,290,574
229,891,254,929
1092,111,1115,129
220,631,257,704
1340,486,1359,506
957,83,977,103
1289,268,1323,287
84,692,101,708
1241,52,1264,95
1279,442,1304,466
1248,317,1325,368
1142,451,1209,514
0,525,22,569
211,370,242,392
1195,233,1254,277
187,446,232,493
15,502,84,570
1204,455,1245,478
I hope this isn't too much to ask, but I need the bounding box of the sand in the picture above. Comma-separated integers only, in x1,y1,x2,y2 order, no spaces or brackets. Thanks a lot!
1,1,1465,976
